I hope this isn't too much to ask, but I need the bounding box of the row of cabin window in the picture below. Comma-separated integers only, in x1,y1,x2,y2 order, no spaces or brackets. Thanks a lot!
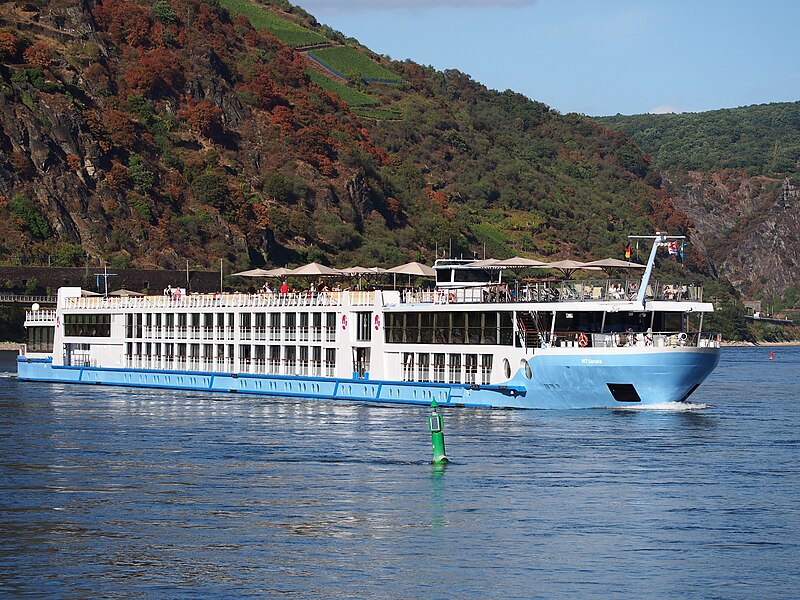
402,352,494,385
124,343,337,375
124,312,347,338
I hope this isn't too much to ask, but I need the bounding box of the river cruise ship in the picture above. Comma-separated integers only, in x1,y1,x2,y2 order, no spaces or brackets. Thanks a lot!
18,234,721,409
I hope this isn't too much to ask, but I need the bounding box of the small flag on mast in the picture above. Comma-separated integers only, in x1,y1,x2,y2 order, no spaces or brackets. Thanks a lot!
624,242,631,259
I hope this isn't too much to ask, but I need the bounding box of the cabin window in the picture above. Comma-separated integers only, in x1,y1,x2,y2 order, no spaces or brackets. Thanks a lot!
325,348,336,377
285,313,297,342
203,313,214,337
465,354,478,384
269,345,281,374
269,313,280,341
312,346,322,376
325,313,336,342
481,354,493,385
402,352,414,381
239,345,251,372
299,313,309,342
240,313,252,340
356,312,372,342
433,353,446,383
417,353,430,382
253,345,265,374
448,354,461,383
284,346,296,374
299,346,309,375
254,313,266,341
312,313,322,342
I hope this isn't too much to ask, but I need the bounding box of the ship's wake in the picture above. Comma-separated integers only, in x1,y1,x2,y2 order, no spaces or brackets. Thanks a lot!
615,401,709,411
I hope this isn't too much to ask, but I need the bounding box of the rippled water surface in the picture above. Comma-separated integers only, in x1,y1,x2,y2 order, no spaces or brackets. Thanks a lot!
1,348,799,598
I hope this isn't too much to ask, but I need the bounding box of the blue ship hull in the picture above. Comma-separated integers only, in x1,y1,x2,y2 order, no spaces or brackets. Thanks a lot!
17,347,720,409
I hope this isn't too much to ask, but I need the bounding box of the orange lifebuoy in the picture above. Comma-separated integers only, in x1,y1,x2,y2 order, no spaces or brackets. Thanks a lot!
577,332,589,347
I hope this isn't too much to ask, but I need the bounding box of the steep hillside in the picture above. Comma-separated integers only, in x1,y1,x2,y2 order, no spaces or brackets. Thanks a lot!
0,0,690,277
597,105,800,303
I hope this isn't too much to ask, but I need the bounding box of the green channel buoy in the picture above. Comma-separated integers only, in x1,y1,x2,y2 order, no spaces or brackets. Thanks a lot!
428,400,449,464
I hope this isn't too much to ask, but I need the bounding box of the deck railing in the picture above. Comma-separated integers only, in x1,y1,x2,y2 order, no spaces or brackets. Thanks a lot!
56,278,703,312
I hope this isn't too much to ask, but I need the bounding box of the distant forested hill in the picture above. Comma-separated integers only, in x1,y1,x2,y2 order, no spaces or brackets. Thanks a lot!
595,102,800,177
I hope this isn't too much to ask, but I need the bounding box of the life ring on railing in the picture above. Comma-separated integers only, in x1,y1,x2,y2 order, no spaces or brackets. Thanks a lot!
341,314,348,331
374,314,381,331
678,332,688,345
577,332,589,347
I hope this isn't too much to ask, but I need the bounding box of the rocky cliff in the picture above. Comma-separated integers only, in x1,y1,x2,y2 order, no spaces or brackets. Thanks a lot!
670,173,799,297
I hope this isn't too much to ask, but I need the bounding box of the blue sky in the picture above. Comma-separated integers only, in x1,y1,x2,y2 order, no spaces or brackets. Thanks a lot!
295,0,800,116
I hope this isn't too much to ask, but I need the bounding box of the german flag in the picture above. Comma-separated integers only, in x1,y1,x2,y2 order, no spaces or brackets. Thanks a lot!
624,242,631,259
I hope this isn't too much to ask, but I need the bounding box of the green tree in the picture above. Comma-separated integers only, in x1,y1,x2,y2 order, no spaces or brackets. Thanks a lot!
9,195,51,240
128,155,155,192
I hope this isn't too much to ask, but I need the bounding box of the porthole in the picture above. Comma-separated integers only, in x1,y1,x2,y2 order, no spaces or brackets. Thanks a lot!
520,359,532,380
503,358,511,379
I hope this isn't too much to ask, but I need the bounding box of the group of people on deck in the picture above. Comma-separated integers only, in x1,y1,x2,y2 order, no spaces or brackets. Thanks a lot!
163,285,182,300
259,280,339,296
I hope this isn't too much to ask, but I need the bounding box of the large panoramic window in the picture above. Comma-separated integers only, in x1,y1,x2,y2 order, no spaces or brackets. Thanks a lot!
385,311,513,346
64,314,111,337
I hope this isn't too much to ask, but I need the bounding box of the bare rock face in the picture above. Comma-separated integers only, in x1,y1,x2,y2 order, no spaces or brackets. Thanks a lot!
672,173,800,297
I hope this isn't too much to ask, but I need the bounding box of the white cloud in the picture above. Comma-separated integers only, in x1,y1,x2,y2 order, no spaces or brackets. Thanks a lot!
297,0,537,13
649,104,680,115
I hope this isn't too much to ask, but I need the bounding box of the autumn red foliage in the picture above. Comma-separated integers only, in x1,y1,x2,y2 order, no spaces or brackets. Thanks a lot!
124,48,184,97
93,0,152,48
178,99,224,139
66,154,81,171
0,32,18,61
102,109,138,147
649,189,692,234
23,42,53,68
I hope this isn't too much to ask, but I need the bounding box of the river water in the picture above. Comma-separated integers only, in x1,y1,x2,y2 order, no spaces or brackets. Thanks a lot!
1,347,798,598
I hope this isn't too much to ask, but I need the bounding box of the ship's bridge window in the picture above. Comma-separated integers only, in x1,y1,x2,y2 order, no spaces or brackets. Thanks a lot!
436,267,500,286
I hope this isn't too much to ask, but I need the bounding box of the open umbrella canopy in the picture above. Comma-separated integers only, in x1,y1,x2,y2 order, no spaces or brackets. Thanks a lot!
580,258,646,270
465,258,505,268
386,261,435,277
546,259,603,277
108,289,145,297
497,256,550,268
231,268,272,277
287,262,342,277
264,267,294,277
